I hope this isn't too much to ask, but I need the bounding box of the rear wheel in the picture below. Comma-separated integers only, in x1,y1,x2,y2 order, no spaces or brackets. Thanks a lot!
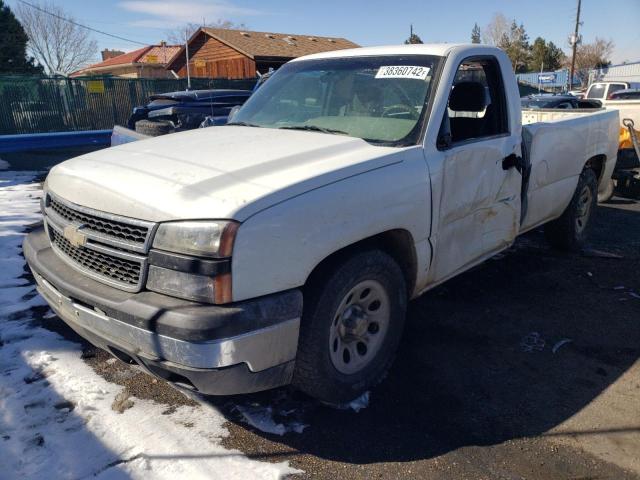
293,250,407,404
545,168,597,251
135,119,175,136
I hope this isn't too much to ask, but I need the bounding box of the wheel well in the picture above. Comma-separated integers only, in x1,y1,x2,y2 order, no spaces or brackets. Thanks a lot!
585,154,606,182
304,229,417,297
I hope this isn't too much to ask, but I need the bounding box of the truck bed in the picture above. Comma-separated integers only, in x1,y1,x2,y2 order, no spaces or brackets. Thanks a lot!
602,99,640,128
520,108,620,231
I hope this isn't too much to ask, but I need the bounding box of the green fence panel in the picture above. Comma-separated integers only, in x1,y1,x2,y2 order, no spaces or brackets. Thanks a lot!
0,75,257,135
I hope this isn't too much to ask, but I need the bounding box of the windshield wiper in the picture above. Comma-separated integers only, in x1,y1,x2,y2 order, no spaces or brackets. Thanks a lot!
226,121,263,127
278,125,348,136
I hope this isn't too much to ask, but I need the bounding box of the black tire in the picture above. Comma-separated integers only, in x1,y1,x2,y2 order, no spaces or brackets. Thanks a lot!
616,170,640,199
293,250,407,404
135,119,175,137
545,168,597,251
599,178,615,203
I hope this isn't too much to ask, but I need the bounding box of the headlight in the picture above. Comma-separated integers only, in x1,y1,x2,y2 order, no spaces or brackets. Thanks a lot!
152,221,239,258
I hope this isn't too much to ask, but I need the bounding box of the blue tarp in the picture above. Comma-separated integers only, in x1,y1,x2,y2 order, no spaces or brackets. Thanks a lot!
0,130,112,154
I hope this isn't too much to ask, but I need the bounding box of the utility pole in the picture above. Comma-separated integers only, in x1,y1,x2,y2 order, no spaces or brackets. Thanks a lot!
569,0,582,90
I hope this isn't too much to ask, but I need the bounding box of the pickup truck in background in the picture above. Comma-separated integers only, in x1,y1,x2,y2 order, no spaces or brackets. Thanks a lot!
584,81,640,101
24,44,619,404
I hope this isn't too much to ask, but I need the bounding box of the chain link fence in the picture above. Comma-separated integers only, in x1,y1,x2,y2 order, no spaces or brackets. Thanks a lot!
0,75,257,135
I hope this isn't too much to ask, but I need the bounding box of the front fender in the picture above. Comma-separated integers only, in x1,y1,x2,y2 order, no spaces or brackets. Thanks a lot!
231,149,431,302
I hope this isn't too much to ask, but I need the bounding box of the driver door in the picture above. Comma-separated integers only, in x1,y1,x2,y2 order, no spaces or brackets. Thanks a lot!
429,56,522,282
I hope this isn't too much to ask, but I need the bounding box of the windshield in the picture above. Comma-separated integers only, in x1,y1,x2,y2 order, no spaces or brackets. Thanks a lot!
231,55,440,146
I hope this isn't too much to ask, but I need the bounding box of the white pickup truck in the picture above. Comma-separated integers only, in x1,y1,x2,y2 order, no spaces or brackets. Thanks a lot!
24,44,619,404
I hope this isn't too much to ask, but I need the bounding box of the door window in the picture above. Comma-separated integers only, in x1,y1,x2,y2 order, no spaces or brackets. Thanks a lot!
441,57,508,145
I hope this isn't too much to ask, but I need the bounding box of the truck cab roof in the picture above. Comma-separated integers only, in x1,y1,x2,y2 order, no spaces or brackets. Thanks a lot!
293,43,483,62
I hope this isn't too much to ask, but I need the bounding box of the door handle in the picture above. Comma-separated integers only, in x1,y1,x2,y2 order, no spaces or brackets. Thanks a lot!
502,153,523,172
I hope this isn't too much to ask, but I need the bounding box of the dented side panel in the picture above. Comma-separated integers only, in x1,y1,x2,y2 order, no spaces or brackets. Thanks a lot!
428,139,521,282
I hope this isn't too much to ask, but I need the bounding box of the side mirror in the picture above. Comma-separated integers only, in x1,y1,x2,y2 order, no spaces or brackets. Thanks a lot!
227,105,241,123
437,113,452,150
437,132,452,150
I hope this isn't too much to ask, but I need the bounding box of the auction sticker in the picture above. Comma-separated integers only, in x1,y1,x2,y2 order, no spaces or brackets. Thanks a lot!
375,66,430,80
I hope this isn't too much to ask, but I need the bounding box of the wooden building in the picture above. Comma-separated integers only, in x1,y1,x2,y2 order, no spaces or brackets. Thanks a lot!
166,28,359,79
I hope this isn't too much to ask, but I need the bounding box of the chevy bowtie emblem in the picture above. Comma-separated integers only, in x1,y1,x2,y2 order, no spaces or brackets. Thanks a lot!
63,224,87,247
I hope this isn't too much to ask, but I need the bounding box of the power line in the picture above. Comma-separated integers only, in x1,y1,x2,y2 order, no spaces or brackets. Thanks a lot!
17,0,150,46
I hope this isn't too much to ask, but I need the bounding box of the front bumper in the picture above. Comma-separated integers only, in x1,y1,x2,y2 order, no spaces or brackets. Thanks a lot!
23,227,302,395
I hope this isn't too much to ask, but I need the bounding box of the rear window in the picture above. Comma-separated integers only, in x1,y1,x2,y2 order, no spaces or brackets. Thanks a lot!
147,99,178,107
587,84,606,99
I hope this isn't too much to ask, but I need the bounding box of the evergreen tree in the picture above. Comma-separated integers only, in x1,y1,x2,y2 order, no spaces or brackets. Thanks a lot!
471,23,481,44
528,37,565,72
500,21,530,73
404,25,423,44
0,0,41,74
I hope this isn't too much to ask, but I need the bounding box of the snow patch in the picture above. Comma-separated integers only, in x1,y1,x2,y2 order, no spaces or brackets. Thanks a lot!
0,170,299,479
344,391,370,412
235,403,308,436
236,405,287,436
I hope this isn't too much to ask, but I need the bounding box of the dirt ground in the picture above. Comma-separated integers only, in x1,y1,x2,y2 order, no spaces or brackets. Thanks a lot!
38,195,640,479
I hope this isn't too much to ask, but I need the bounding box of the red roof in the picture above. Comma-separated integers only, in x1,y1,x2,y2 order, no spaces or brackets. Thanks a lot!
141,45,181,64
91,46,150,68
73,44,181,75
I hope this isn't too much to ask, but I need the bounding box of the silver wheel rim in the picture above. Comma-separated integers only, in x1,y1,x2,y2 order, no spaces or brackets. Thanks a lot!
576,185,593,234
329,279,390,375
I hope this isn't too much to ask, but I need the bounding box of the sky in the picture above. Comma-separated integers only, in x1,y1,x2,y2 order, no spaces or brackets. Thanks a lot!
7,0,640,65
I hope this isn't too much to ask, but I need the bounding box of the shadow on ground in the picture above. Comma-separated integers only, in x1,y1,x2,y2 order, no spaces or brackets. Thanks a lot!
210,200,640,476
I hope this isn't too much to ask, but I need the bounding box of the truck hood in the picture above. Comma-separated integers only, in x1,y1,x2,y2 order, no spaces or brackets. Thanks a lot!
46,126,402,222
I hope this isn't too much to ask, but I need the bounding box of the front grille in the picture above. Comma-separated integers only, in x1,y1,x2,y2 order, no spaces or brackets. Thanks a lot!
51,229,142,287
50,197,149,245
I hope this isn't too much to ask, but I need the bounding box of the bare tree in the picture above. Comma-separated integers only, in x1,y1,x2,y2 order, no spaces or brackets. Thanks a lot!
16,1,97,75
167,19,246,44
567,37,615,85
482,13,509,46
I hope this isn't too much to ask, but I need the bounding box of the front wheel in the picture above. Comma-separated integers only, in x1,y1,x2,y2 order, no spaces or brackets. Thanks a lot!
293,250,407,404
545,168,597,251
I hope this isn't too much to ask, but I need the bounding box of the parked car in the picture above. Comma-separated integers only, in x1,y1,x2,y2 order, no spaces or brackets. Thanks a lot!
25,44,619,405
609,89,640,101
128,89,252,136
204,71,273,127
521,94,601,109
585,81,640,101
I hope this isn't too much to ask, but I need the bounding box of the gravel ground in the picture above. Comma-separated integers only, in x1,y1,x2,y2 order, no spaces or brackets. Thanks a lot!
37,195,640,479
